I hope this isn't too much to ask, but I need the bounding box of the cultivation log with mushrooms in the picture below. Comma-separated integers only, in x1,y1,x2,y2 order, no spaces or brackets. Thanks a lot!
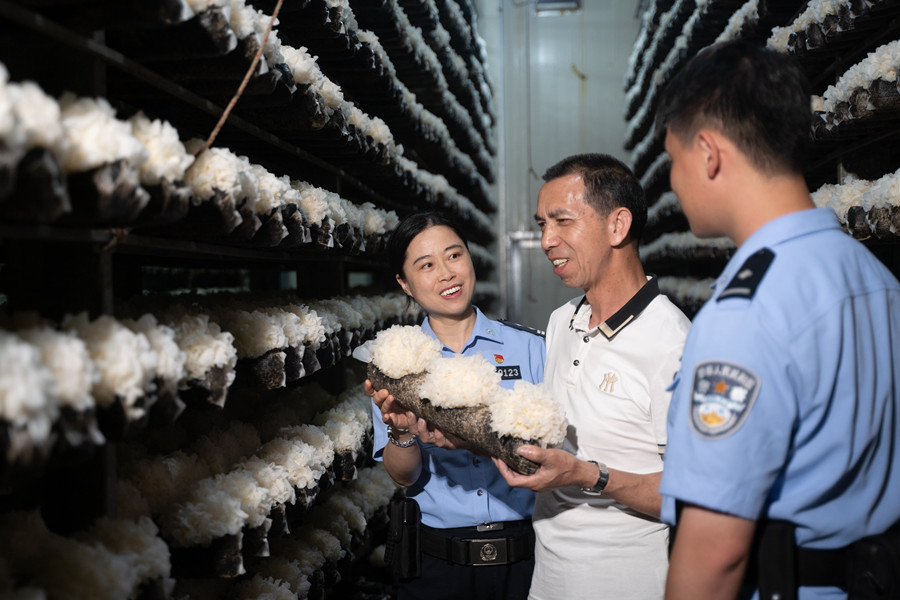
366,325,566,475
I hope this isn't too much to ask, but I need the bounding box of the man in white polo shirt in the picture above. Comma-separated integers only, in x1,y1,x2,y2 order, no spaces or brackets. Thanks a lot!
494,153,690,599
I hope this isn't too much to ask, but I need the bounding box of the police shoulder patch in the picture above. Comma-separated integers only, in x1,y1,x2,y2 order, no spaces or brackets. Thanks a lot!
717,248,775,302
689,360,760,438
498,319,545,338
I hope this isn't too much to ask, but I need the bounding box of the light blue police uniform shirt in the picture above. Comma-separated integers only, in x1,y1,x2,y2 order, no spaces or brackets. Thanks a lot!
371,307,545,528
660,208,900,599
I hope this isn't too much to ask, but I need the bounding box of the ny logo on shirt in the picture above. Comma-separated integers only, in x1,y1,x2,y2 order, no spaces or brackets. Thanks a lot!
599,372,618,393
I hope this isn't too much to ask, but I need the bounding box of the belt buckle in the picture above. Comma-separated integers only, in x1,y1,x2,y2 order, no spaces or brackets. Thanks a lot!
477,522,504,532
467,537,508,566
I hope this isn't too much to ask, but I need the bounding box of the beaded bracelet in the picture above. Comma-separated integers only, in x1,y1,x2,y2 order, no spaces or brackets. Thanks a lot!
387,424,418,448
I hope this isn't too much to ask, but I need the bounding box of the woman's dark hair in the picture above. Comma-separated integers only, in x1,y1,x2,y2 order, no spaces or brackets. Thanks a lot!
655,40,812,175
387,211,470,280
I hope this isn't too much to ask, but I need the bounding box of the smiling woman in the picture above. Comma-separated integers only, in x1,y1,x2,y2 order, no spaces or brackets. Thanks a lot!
391,217,477,336
363,211,546,600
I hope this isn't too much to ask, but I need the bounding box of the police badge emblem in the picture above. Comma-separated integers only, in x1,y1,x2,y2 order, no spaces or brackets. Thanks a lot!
689,360,760,438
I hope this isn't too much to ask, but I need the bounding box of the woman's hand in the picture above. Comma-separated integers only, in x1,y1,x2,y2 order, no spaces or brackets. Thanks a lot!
408,418,472,451
365,379,416,431
366,380,482,452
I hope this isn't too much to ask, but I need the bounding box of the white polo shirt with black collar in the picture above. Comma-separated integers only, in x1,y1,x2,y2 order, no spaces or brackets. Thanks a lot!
530,276,690,600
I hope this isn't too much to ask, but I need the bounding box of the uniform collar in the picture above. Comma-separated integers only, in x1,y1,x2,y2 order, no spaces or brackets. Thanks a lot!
570,276,661,340
421,306,501,352
715,208,839,292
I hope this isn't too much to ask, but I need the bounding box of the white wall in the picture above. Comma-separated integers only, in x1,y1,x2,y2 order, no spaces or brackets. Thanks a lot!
475,0,642,329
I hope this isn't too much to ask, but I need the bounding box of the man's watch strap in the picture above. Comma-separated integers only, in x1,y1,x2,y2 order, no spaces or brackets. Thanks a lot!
581,460,609,494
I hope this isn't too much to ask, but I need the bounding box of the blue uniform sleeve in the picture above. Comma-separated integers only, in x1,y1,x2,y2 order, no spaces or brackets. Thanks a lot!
660,302,797,521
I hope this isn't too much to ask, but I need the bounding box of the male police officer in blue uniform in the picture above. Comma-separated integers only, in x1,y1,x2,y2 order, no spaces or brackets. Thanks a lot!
655,41,900,600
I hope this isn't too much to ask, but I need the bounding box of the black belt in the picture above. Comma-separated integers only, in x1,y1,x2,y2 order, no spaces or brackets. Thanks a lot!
420,520,534,567
796,546,848,588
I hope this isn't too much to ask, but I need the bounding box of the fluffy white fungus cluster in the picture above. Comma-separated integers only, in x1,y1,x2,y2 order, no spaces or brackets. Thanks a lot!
768,0,847,51
214,308,287,359
370,325,443,378
658,276,716,307
281,303,327,346
249,164,290,217
313,389,370,456
255,556,312,598
821,39,900,116
629,121,658,172
159,471,252,547
327,494,368,536
346,464,398,519
811,168,900,230
625,0,689,110
811,176,873,225
488,381,567,446
0,63,17,144
641,231,735,262
0,331,56,441
76,516,172,589
345,103,396,150
308,503,352,547
57,93,149,174
290,180,332,227
168,313,238,383
627,0,710,140
128,112,195,186
715,0,759,44
277,424,334,482
315,297,361,332
237,456,296,508
297,526,344,562
0,510,167,600
279,45,345,113
183,146,251,203
122,314,187,388
371,293,411,325
17,326,98,413
32,532,137,599
277,534,327,577
226,0,270,50
417,353,502,409
646,191,681,229
257,307,308,349
184,0,228,14
257,436,320,491
62,313,157,410
305,301,342,337
4,78,65,154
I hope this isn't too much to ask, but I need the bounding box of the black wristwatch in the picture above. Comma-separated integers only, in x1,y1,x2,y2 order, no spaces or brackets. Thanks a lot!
581,460,609,495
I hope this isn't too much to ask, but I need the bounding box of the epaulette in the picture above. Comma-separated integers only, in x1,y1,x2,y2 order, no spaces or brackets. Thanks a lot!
717,248,775,302
498,319,546,338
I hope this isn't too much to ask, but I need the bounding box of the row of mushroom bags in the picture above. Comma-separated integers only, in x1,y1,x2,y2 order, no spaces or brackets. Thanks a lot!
0,0,500,598
628,0,900,316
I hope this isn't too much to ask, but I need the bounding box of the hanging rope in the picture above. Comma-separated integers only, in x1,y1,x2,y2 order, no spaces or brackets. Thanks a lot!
199,0,286,154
